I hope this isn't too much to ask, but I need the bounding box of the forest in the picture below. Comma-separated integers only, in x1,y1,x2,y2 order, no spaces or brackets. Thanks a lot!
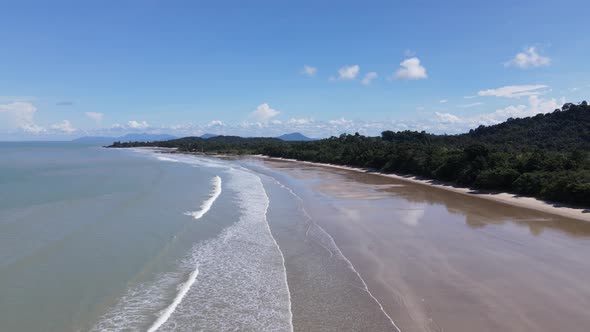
110,101,590,207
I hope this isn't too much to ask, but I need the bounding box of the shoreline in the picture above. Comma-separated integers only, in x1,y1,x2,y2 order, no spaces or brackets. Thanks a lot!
141,147,590,222
252,155,590,223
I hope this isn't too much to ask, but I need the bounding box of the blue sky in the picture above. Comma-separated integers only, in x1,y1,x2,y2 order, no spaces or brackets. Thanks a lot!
1,0,589,140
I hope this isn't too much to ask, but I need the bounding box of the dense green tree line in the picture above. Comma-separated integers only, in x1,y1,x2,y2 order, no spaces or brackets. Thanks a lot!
110,102,590,207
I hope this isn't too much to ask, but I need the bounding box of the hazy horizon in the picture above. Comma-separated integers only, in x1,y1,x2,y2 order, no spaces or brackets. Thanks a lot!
2,1,589,141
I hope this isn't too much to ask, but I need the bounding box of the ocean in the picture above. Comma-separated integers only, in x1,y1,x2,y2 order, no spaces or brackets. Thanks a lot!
0,142,291,331
4,142,590,332
0,143,395,332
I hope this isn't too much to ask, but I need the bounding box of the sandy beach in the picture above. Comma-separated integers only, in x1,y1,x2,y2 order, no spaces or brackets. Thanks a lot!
254,155,590,223
252,156,590,332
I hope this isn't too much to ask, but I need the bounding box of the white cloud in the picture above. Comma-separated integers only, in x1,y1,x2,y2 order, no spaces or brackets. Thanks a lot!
434,95,559,131
329,118,353,126
19,123,45,134
395,57,427,80
439,99,448,103
85,112,104,126
0,101,45,133
50,120,77,133
288,118,313,125
127,120,150,129
435,112,461,124
250,103,280,122
462,102,484,108
302,65,317,77
207,120,224,127
361,72,378,85
337,65,360,80
505,47,551,69
478,85,548,98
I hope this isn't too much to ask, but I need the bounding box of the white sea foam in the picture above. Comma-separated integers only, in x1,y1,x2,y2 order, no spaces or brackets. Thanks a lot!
184,176,222,220
92,154,292,332
157,168,292,331
156,156,180,163
146,265,199,332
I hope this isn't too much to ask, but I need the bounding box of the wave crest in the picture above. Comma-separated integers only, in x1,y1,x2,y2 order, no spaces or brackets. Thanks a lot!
184,176,222,220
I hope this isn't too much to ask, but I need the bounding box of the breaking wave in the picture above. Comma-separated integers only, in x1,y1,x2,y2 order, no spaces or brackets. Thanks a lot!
184,176,222,220
91,154,292,332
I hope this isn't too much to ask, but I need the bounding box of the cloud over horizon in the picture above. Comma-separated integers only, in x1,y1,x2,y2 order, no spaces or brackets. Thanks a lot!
85,112,104,126
51,120,77,133
0,101,44,133
250,103,280,122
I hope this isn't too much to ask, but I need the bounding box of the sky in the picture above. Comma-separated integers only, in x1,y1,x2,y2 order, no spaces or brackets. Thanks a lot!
1,0,589,140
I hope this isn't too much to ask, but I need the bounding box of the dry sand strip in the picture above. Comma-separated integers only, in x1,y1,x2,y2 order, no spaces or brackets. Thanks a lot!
253,155,590,223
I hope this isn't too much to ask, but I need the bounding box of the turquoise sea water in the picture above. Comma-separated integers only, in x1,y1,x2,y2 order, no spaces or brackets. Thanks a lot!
0,143,293,331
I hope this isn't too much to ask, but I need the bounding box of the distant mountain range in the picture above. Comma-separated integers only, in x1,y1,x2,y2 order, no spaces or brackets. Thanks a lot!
73,133,177,144
277,132,316,141
198,132,315,141
75,132,314,144
108,101,590,207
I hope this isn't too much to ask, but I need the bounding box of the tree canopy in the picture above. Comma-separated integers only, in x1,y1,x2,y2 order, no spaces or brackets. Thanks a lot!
110,101,590,207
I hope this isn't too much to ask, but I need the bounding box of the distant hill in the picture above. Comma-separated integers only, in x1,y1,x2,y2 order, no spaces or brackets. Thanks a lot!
109,101,590,207
200,133,219,139
277,132,315,141
73,133,176,144
462,102,590,151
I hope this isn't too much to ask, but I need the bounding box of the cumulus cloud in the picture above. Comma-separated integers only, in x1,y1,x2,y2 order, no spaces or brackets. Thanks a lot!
395,57,427,80
505,47,551,69
328,118,354,126
337,65,360,80
250,103,280,122
207,120,224,127
127,120,150,129
439,99,448,103
50,120,77,133
361,72,378,85
435,95,559,131
478,85,548,98
0,101,45,133
435,112,461,124
288,118,313,125
19,123,45,134
301,65,317,77
85,112,104,126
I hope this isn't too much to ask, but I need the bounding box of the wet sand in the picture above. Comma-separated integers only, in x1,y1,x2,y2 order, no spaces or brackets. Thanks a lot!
255,158,590,332
256,156,590,223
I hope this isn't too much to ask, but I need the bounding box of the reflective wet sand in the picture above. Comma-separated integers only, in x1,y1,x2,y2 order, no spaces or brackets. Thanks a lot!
258,159,590,332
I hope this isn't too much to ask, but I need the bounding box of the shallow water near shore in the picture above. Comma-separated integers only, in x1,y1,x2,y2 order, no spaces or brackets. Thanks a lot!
2,143,590,331
0,143,291,331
